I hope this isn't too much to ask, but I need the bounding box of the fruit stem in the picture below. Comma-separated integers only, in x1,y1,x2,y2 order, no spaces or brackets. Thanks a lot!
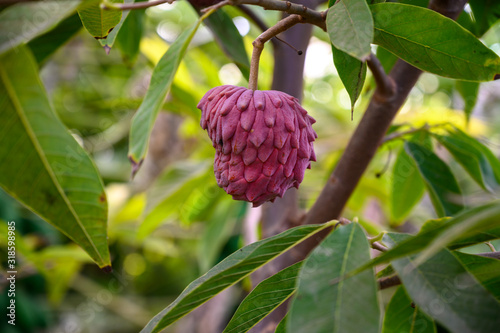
249,14,302,90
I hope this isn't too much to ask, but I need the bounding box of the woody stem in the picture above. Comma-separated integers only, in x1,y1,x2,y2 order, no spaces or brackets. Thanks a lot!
249,14,302,90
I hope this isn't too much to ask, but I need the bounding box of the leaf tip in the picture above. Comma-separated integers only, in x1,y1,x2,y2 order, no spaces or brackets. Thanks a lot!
129,156,144,179
101,265,113,273
103,45,111,55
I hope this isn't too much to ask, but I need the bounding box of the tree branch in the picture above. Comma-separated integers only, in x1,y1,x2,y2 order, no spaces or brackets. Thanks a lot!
102,0,174,10
202,0,327,30
367,53,395,100
249,14,302,90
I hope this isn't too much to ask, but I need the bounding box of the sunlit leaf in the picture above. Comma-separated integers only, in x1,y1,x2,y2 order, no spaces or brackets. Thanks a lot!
78,0,123,39
385,233,500,333
371,3,500,81
223,262,302,333
405,141,463,217
0,46,110,268
0,0,81,55
140,222,336,333
327,0,374,60
128,13,213,175
382,286,436,333
288,223,380,333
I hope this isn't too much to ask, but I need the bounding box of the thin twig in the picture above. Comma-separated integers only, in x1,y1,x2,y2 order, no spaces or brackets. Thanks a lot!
372,242,388,252
485,242,496,252
102,0,174,10
378,275,401,290
249,14,302,90
204,0,326,30
381,123,439,144
477,251,500,260
201,0,231,12
367,53,396,100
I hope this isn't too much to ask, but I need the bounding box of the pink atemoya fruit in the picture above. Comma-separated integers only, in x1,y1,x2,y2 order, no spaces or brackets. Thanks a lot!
197,85,317,207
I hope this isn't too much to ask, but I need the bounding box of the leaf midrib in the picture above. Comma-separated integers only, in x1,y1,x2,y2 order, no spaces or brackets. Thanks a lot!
375,26,497,74
0,65,103,264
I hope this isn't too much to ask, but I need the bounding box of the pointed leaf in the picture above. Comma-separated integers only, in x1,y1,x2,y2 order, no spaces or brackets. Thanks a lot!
455,80,479,123
385,233,500,333
223,262,302,333
327,0,374,60
371,3,500,81
128,14,210,174
140,222,335,333
0,46,110,268
405,141,463,217
78,0,123,39
288,223,380,333
0,0,81,55
331,45,367,113
382,286,436,333
454,251,500,301
98,0,136,51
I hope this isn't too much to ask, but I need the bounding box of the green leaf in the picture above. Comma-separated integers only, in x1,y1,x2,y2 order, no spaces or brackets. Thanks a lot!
385,233,500,333
27,14,82,65
433,133,499,192
201,8,250,80
140,222,335,333
371,3,500,81
447,127,500,183
275,315,287,333
198,200,245,273
288,223,380,333
78,0,123,39
455,80,479,123
0,46,110,268
223,262,302,333
115,2,144,65
327,0,374,60
405,141,463,217
99,0,136,51
376,45,398,73
346,201,500,278
469,0,500,37
454,251,500,301
390,146,426,223
331,45,367,114
0,0,81,55
382,286,436,333
449,226,500,250
128,15,210,174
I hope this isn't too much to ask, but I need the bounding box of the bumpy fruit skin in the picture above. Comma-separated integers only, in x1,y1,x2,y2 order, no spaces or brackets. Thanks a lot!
198,85,317,207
